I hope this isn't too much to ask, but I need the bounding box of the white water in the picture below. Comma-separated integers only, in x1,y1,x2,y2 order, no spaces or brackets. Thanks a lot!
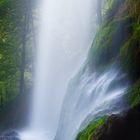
19,0,128,139
20,0,97,139
54,65,128,140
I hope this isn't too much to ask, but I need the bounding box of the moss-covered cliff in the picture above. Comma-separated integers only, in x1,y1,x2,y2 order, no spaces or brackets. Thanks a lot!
77,0,140,139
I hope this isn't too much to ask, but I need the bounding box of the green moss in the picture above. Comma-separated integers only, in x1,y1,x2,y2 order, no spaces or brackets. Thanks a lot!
76,118,106,140
117,0,140,105
127,0,140,22
88,15,132,72
120,22,140,81
88,21,116,68
126,79,140,107
102,0,116,17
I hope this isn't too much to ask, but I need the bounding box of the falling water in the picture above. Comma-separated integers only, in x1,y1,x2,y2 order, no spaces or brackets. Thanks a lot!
18,0,129,139
54,64,128,140
20,0,97,139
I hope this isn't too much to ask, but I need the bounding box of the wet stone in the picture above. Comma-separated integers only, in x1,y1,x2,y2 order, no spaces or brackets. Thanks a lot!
0,130,20,140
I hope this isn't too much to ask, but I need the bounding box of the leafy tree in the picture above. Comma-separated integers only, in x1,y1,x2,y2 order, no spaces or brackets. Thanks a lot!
0,0,35,108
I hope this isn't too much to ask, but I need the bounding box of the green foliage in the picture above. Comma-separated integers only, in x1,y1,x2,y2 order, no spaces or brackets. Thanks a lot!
0,0,19,107
76,118,106,140
0,79,19,109
0,0,34,108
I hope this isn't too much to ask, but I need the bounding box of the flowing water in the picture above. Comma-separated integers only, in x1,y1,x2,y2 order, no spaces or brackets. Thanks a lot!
54,65,128,140
19,0,128,140
20,0,97,139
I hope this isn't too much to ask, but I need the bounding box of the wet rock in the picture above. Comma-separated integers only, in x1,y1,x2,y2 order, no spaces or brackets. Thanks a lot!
92,104,140,140
0,130,20,140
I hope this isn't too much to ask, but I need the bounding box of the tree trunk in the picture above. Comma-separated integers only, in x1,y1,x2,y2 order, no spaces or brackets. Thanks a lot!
19,4,30,95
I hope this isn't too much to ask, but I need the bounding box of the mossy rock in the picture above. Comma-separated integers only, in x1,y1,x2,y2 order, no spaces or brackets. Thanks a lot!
127,0,140,22
105,0,126,21
120,22,140,81
76,118,106,140
126,78,140,107
88,15,132,71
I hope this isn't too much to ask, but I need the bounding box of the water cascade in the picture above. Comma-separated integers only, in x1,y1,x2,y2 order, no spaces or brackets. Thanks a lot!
20,0,97,139
19,0,129,139
54,64,128,140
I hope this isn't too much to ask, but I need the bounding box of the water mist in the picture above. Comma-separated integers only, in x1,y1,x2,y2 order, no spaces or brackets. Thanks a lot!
19,0,128,140
20,0,97,139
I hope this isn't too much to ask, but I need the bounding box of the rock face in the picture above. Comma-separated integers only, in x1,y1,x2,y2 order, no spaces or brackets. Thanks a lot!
92,104,140,140
0,130,20,140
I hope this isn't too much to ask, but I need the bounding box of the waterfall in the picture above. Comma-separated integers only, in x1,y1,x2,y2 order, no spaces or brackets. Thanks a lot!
19,0,129,140
20,0,97,139
54,64,128,140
